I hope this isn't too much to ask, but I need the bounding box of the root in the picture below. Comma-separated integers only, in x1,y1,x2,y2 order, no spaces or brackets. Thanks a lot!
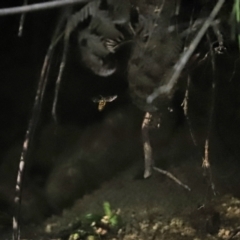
142,112,191,191
153,167,191,191
142,112,154,179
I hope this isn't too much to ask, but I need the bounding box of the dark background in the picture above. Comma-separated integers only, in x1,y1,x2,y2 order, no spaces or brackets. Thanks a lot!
0,0,240,230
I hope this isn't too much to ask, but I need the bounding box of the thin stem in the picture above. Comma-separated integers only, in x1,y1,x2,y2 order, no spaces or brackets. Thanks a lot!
153,167,191,191
142,112,154,178
18,0,28,36
182,76,198,146
201,33,217,196
12,11,65,240
52,34,69,123
51,9,72,122
13,47,53,240
0,0,90,16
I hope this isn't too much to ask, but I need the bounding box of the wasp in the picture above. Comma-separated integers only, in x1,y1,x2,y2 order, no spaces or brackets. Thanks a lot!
92,95,118,111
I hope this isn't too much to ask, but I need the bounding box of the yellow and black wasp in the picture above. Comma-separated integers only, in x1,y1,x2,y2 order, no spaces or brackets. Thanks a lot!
92,95,118,111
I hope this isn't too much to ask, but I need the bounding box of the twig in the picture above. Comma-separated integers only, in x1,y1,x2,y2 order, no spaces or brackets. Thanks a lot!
52,31,69,123
0,0,90,16
12,12,65,240
141,112,190,191
13,46,53,240
153,167,191,191
18,0,28,36
142,112,154,178
182,75,198,146
202,139,210,169
147,0,225,104
52,9,73,122
201,33,218,196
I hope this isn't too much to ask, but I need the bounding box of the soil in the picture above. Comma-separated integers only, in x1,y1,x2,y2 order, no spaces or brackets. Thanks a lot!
3,123,240,240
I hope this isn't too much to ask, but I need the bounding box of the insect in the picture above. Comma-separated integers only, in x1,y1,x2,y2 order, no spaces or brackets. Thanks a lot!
92,95,118,111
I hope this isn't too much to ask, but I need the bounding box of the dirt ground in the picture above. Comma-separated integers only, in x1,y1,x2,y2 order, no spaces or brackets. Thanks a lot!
19,161,240,240
4,123,239,240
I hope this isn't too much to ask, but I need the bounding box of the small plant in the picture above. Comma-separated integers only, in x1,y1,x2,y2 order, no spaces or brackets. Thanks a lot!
90,202,122,236
102,201,121,228
68,202,122,240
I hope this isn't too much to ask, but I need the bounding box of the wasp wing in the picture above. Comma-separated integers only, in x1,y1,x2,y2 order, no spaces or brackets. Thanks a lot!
106,95,118,102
